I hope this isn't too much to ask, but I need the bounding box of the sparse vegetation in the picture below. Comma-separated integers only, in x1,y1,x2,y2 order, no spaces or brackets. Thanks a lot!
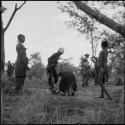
1,1,124,124
1,71,124,124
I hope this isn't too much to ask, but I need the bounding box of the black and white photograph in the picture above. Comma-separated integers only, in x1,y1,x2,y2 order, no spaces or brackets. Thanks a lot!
1,1,125,124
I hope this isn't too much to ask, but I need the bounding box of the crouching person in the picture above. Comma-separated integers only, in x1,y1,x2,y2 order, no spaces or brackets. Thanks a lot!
56,71,77,96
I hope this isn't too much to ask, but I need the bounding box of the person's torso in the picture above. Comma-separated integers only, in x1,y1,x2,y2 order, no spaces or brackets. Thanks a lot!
82,58,89,68
48,52,61,66
97,50,108,68
8,64,13,70
16,43,27,60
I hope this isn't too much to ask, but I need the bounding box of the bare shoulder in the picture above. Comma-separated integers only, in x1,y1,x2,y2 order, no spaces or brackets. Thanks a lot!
16,43,26,50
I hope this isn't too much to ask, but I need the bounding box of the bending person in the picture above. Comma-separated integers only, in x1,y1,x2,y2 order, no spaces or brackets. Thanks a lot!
47,47,64,93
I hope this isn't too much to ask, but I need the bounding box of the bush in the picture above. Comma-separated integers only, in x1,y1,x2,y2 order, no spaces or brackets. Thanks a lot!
27,63,44,80
1,72,9,88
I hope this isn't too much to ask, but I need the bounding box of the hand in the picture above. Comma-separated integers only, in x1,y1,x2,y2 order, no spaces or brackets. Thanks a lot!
26,66,30,70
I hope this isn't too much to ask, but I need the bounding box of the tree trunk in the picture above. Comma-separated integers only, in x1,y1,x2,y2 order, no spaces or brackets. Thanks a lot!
74,1,125,39
1,2,5,73
1,15,5,73
90,30,94,57
81,64,84,86
1,1,26,73
1,32,5,73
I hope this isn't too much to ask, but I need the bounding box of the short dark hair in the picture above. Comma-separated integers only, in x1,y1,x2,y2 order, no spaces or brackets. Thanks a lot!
17,34,25,40
101,40,108,48
84,53,89,57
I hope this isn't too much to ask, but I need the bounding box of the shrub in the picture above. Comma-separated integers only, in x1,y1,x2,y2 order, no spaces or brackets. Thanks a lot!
27,63,44,80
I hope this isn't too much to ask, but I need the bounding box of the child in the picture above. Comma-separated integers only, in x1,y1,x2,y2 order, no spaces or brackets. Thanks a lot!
97,40,112,100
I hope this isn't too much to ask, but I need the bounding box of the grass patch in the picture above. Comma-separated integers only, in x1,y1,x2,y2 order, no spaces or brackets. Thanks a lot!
1,73,124,124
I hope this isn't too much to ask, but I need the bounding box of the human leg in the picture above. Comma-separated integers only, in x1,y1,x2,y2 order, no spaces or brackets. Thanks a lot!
53,68,58,83
98,67,104,98
15,76,25,94
98,68,112,99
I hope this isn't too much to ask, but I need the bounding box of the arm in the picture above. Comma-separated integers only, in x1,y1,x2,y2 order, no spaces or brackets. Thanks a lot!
90,57,96,63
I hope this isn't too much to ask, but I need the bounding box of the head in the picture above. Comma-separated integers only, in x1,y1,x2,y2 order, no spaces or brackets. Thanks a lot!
84,54,89,58
58,47,64,54
101,40,108,50
17,34,25,43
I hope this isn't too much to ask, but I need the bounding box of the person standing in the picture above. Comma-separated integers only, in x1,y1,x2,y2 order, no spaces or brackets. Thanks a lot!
7,61,14,80
15,34,29,94
82,54,90,87
97,40,112,100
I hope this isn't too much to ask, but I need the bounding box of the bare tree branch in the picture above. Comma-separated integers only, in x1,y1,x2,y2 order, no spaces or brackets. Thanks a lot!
3,1,26,32
73,1,125,38
16,1,26,11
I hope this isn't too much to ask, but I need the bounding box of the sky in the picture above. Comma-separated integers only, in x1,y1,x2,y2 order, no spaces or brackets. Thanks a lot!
2,1,123,67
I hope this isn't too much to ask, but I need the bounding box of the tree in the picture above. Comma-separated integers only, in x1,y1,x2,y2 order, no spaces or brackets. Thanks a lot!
101,31,125,74
29,52,42,66
79,56,85,85
58,1,100,57
27,52,44,80
57,57,79,73
58,1,125,73
57,57,73,72
73,1,125,39
1,1,26,72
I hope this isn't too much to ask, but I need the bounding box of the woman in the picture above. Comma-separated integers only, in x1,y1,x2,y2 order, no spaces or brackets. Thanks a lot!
15,34,29,94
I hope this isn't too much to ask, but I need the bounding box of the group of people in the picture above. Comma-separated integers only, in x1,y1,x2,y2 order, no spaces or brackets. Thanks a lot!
46,40,112,99
46,47,77,96
13,33,112,100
